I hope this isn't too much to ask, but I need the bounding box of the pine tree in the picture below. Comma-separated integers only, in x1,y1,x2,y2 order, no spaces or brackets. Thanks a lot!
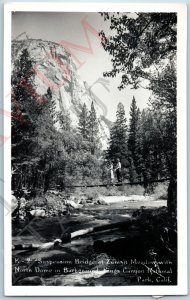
11,48,48,190
128,97,139,155
34,87,58,192
88,102,99,154
78,103,89,140
128,97,140,182
58,109,71,132
136,109,152,186
135,109,167,187
108,102,128,166
45,88,54,117
36,87,56,138
12,48,40,162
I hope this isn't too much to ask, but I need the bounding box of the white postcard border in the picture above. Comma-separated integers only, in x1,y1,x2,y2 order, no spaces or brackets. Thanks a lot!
4,2,187,296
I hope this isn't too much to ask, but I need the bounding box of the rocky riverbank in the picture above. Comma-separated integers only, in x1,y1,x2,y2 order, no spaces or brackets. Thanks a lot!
12,186,167,222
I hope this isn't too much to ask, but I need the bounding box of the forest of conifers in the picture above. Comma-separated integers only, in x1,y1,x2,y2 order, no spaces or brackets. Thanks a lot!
11,12,177,213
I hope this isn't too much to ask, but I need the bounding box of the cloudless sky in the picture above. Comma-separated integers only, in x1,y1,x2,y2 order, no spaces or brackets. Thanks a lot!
12,12,151,121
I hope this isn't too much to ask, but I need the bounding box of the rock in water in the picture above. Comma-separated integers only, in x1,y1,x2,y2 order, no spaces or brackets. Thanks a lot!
18,276,44,286
30,209,46,217
64,200,80,209
11,194,18,213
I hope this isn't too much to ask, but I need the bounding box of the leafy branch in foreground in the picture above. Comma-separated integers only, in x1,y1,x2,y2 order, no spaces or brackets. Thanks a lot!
99,12,176,90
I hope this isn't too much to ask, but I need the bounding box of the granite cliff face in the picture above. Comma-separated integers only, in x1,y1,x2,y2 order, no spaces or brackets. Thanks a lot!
12,38,110,148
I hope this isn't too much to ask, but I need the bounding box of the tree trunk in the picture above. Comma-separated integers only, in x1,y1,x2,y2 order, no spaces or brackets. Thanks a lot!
44,170,50,193
167,177,177,215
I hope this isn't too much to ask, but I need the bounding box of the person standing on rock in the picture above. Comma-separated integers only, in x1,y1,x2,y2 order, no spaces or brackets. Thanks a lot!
115,158,122,183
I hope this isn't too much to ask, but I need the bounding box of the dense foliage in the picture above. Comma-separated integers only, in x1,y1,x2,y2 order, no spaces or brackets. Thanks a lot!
100,12,177,212
107,102,128,167
99,12,176,90
12,11,177,216
11,49,105,192
106,99,170,186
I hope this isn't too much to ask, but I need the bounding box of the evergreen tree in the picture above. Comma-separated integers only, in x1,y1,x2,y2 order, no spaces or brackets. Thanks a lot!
149,62,177,181
36,87,56,138
135,109,168,189
11,48,51,190
136,110,153,187
108,102,128,166
88,102,99,154
128,96,140,181
58,109,71,132
78,103,89,140
34,87,58,192
45,87,55,119
12,48,41,164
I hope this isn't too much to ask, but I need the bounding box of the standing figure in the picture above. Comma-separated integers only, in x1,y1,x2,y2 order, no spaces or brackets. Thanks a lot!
115,158,122,183
109,161,114,184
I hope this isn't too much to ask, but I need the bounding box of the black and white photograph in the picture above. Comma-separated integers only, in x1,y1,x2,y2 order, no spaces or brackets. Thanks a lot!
4,3,187,296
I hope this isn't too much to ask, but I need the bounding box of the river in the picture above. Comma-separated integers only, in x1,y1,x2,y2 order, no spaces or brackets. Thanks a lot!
12,198,176,286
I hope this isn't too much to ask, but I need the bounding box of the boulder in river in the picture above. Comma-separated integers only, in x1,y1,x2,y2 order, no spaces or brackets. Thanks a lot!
11,194,18,213
64,200,80,209
96,198,108,205
18,276,44,286
30,209,46,217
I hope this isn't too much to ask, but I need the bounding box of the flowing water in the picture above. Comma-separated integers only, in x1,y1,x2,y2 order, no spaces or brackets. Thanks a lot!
12,198,174,286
